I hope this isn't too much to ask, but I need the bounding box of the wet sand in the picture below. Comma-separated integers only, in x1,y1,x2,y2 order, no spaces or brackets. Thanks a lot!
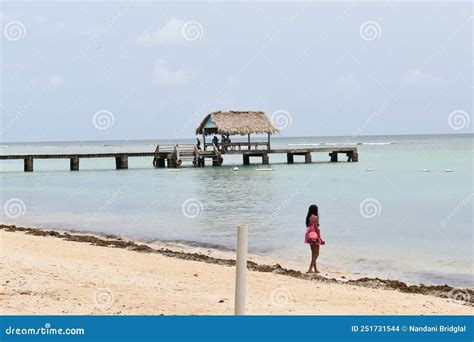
0,225,472,315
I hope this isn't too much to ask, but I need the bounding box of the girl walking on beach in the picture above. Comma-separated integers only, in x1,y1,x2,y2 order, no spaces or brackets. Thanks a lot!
305,204,325,273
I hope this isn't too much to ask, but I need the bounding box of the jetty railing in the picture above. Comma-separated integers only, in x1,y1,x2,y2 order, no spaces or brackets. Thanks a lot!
204,142,269,152
212,144,223,166
193,145,205,167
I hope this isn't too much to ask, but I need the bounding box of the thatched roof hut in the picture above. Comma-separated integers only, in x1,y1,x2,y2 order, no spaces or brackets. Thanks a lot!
195,111,279,136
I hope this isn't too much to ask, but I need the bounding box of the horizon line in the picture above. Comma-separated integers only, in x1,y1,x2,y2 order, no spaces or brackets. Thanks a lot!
1,132,472,145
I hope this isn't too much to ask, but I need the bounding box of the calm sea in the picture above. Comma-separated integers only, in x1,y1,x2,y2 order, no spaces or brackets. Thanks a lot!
1,134,472,288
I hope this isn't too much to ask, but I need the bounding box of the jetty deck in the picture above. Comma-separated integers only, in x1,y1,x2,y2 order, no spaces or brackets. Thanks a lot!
0,144,358,172
1,110,360,172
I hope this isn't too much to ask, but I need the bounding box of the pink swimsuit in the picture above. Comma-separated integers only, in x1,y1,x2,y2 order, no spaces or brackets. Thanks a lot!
304,216,324,245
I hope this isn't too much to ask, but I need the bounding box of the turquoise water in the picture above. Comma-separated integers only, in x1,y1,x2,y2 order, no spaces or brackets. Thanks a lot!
1,134,472,287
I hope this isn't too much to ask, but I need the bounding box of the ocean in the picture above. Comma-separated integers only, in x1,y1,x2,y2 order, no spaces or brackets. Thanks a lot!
1,134,472,288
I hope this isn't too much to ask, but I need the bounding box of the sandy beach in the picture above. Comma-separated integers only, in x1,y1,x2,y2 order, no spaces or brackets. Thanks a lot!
0,225,471,315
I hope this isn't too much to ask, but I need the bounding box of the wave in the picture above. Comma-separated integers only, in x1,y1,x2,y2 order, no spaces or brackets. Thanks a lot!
288,142,393,146
324,143,359,146
361,142,393,145
288,143,323,146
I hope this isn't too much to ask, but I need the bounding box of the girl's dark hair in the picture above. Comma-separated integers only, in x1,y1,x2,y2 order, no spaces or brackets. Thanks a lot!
305,204,318,226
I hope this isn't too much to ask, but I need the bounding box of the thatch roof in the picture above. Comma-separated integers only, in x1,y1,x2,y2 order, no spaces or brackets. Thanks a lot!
195,111,279,136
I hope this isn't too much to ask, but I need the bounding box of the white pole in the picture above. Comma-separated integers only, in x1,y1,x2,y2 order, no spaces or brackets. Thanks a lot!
234,224,248,315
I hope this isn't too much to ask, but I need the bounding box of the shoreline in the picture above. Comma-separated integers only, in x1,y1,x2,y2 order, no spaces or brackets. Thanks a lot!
1,224,472,309
3,223,469,288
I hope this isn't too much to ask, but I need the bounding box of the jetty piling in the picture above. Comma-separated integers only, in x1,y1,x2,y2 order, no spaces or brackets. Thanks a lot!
70,156,79,171
24,156,33,172
115,155,128,169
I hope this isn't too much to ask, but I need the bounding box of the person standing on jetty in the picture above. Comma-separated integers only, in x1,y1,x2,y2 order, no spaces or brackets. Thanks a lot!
305,204,325,273
212,135,219,148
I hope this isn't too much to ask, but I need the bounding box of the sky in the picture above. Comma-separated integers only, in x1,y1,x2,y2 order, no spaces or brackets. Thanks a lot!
0,0,472,142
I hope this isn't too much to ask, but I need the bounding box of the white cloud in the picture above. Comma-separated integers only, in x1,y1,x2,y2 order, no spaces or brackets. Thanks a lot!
153,59,190,85
47,76,64,88
400,69,443,86
137,18,186,46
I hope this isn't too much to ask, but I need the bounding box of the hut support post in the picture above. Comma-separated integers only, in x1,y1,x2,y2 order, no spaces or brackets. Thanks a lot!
267,133,271,150
115,155,128,169
330,152,338,162
24,156,33,172
203,130,206,151
247,134,250,150
70,156,79,171
262,153,269,165
243,155,250,165
287,153,294,164
305,152,312,163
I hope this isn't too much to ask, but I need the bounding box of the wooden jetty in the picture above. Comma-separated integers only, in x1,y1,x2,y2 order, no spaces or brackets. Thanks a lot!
0,111,358,172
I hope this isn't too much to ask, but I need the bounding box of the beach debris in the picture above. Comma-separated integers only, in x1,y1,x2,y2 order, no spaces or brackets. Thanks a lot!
194,273,199,277
233,167,239,171
218,299,225,303
422,169,430,172
3,224,473,306
366,168,374,171
256,168,273,172
445,169,453,172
